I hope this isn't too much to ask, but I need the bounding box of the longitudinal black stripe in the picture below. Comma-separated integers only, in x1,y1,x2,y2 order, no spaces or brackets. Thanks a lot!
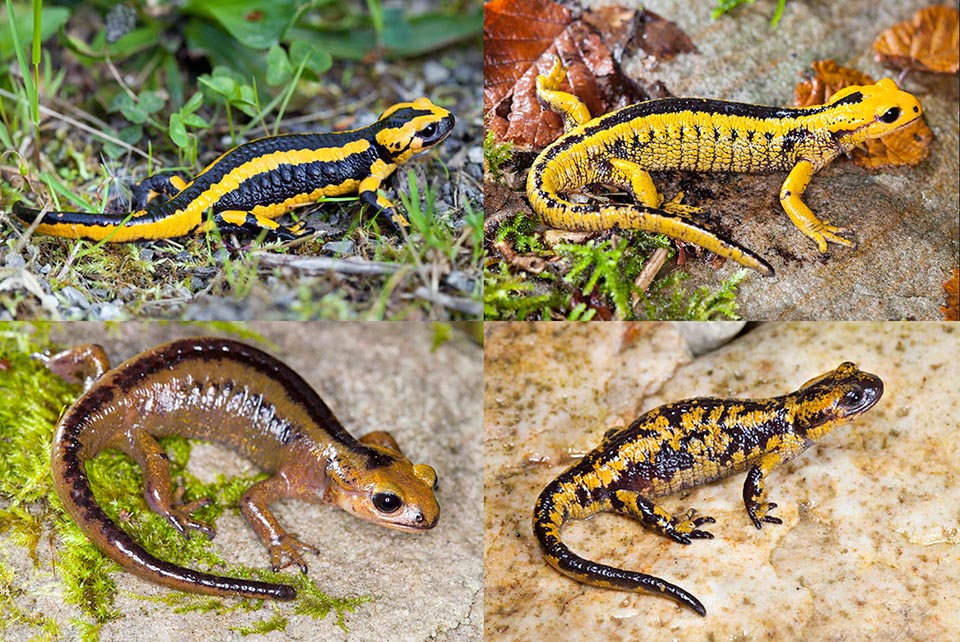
105,338,395,468
213,156,376,211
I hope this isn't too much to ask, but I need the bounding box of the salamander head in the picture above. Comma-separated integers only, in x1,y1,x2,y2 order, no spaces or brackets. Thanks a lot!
374,97,455,164
789,362,884,439
324,434,439,532
823,79,923,145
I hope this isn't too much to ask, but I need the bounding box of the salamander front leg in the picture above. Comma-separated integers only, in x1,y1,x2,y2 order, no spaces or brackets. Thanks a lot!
611,490,715,545
780,160,855,252
742,452,785,529
240,475,320,573
359,177,408,231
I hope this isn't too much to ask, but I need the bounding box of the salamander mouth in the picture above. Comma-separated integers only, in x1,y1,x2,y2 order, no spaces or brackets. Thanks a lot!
872,111,920,132
384,514,439,532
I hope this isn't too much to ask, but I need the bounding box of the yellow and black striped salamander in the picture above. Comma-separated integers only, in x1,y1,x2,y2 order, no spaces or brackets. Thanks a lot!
527,59,923,276
13,98,454,242
533,362,883,615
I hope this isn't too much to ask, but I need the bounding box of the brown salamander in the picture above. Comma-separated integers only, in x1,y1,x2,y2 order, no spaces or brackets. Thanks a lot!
45,337,440,600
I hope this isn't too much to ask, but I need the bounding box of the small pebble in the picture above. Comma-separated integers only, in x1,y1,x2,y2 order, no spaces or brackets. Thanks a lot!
323,240,355,255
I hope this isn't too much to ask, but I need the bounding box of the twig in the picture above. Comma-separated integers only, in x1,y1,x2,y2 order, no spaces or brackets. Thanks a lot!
406,287,482,316
251,252,404,276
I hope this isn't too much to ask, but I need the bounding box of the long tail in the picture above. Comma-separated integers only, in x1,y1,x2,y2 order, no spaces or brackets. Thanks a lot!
12,201,200,242
51,428,295,600
530,190,775,277
532,479,706,616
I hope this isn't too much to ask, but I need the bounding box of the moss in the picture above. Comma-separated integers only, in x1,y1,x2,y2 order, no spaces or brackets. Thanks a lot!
640,269,749,320
0,326,373,638
431,322,452,351
483,131,514,183
230,611,288,636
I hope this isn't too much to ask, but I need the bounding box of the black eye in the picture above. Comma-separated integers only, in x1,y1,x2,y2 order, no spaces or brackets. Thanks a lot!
879,107,901,124
421,123,438,139
373,492,402,513
841,387,864,407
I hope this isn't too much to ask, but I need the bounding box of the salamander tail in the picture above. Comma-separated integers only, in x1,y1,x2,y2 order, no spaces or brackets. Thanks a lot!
50,424,297,601
532,482,707,616
531,193,775,277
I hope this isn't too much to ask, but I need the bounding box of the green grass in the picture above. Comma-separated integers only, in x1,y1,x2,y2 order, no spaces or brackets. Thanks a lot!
712,0,789,27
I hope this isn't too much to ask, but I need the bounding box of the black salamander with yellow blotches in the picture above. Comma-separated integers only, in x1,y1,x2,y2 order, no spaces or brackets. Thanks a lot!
527,58,924,275
13,98,454,242
533,362,884,616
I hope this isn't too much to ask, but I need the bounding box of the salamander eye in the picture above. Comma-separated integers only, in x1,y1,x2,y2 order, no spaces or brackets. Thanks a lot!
420,122,438,140
373,492,402,513
879,107,901,124
840,386,864,407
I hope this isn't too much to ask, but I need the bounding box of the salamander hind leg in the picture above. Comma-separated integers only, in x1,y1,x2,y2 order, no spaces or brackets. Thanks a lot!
780,160,855,252
131,174,188,209
535,57,593,132
607,158,663,209
214,210,310,241
37,344,111,390
611,490,715,545
607,158,704,217
122,428,216,538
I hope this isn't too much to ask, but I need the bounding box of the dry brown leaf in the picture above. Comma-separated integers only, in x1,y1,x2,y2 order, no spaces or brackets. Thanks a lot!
581,5,638,60
943,269,959,321
484,0,654,149
794,60,874,106
874,5,959,73
634,9,698,60
853,119,934,168
794,59,933,168
483,0,571,112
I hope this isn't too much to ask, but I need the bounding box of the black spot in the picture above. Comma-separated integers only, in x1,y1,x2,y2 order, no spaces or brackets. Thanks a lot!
832,91,863,107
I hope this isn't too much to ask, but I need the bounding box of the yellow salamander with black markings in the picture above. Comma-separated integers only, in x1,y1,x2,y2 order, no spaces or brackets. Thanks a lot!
13,98,454,242
533,362,883,615
527,59,923,276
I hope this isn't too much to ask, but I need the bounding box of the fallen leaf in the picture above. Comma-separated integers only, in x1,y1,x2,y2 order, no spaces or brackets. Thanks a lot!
943,269,959,321
794,60,874,106
484,0,654,149
581,5,638,60
853,120,934,168
794,59,933,168
483,0,571,112
633,9,698,60
874,5,959,73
